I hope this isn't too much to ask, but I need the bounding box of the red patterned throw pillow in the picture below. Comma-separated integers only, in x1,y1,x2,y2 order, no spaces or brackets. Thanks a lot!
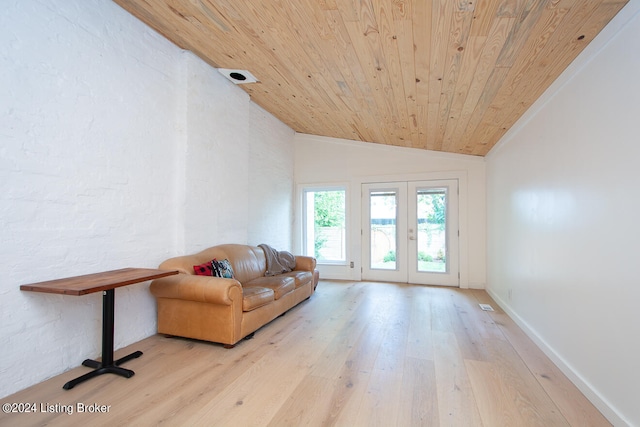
193,261,214,276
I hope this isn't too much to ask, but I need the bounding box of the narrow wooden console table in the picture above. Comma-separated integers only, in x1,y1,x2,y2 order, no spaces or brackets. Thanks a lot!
20,268,178,390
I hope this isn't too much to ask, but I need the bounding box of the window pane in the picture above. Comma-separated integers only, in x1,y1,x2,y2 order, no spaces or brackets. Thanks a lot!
370,190,397,270
416,188,447,273
304,189,346,263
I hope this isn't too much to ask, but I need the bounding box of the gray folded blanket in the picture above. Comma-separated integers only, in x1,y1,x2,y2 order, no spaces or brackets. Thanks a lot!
259,244,296,276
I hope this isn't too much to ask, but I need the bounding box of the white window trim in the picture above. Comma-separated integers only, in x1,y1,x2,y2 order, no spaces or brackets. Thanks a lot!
299,184,348,265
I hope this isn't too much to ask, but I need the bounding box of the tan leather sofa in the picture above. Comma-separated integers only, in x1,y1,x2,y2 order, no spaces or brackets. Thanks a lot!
150,244,318,347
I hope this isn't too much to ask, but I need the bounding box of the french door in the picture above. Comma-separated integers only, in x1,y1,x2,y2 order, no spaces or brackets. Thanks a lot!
361,180,459,286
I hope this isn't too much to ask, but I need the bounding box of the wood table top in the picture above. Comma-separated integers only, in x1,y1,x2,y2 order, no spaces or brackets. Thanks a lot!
20,267,178,296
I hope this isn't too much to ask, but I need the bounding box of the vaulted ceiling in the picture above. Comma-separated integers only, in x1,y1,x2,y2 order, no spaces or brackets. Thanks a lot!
113,0,627,156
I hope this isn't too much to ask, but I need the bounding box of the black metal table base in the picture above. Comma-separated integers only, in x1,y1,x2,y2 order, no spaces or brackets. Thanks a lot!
62,351,143,390
63,289,142,390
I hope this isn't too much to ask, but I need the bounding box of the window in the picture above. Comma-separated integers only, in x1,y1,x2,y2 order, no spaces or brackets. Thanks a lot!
303,187,346,264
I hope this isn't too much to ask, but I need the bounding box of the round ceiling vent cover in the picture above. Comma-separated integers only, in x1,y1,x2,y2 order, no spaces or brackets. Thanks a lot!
217,69,259,84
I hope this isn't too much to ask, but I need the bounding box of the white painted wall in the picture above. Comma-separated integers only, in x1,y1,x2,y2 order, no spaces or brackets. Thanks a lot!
0,0,181,398
182,52,251,249
179,52,295,253
294,135,486,288
248,103,296,250
0,0,294,399
485,2,640,425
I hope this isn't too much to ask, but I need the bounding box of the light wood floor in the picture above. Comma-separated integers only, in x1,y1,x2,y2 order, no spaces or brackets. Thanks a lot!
1,280,610,426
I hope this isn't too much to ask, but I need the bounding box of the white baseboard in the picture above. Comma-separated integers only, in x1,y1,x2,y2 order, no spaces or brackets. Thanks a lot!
485,289,630,427
467,281,486,290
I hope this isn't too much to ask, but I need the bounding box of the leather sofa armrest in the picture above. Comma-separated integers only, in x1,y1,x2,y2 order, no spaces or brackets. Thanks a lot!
149,273,242,305
294,255,317,272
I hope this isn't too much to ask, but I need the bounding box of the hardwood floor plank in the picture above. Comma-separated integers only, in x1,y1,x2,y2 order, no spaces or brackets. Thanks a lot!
316,305,391,424
446,290,493,362
267,375,335,426
371,285,411,373
467,338,570,426
466,358,536,426
397,356,439,426
430,286,454,333
406,285,435,360
454,289,506,341
433,331,484,426
327,371,371,427
308,285,374,380
0,280,610,426
355,368,404,426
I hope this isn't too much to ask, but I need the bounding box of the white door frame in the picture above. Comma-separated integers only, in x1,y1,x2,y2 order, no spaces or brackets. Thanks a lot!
351,171,469,288
361,179,459,286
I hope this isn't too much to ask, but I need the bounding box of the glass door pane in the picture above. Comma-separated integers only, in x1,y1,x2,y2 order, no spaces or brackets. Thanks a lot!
408,180,459,286
416,188,447,273
369,190,398,270
361,183,407,283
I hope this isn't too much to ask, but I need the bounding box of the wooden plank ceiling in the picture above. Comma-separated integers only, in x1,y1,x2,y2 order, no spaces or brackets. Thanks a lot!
113,0,627,156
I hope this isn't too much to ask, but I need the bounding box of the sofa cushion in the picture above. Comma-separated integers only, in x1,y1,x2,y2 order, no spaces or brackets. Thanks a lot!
242,286,274,312
279,270,313,289
244,276,295,300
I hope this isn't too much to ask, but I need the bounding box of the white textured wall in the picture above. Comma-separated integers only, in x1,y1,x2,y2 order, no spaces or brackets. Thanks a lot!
294,135,486,287
0,0,295,399
485,2,640,425
0,0,181,398
179,53,295,252
248,103,295,250
182,52,251,250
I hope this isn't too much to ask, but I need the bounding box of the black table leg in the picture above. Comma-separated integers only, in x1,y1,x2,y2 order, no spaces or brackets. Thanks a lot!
63,289,142,390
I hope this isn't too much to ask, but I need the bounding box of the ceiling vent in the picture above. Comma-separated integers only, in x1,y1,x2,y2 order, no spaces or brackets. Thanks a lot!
217,69,259,84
